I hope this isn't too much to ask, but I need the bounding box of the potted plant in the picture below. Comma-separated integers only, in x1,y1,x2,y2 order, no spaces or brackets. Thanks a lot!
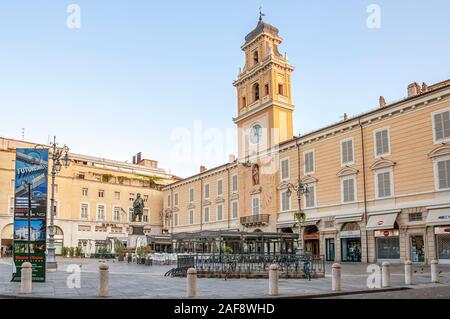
74,246,82,258
115,243,125,261
61,246,69,258
69,247,75,258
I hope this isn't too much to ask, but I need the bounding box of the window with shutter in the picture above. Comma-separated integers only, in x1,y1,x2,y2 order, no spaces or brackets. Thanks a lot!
204,207,210,222
252,196,260,215
281,158,289,180
232,175,238,192
341,140,354,164
217,180,223,196
189,188,194,202
217,204,223,221
375,129,390,156
204,184,210,199
377,171,392,198
189,210,194,224
342,177,355,202
437,159,450,189
281,190,290,212
434,110,450,142
305,185,316,208
304,151,314,174
232,201,238,218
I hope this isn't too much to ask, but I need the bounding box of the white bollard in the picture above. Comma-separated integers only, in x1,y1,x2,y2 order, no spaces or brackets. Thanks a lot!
332,263,341,291
20,262,32,294
98,263,109,297
186,267,197,298
404,260,413,285
382,262,391,287
431,260,439,283
268,264,279,296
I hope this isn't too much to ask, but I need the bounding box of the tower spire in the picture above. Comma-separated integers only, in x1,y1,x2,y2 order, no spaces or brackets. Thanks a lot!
259,6,265,22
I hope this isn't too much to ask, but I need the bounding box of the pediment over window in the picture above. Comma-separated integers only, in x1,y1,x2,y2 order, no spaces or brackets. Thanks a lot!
230,193,239,200
336,166,359,177
188,203,196,209
215,197,225,203
172,207,180,212
202,200,211,206
301,175,318,184
278,181,290,190
370,159,396,171
250,186,262,195
428,145,450,158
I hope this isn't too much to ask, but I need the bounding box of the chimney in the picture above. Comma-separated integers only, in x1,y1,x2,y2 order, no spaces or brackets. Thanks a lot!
407,82,421,97
379,96,386,107
343,113,348,121
228,154,236,163
422,82,428,93
132,155,136,164
200,165,206,173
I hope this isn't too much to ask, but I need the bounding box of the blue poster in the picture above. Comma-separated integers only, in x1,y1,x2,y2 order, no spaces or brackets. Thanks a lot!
12,148,48,282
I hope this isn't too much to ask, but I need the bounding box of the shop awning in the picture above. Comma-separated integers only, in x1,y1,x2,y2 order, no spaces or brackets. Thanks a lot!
366,212,398,230
335,213,363,223
426,208,450,225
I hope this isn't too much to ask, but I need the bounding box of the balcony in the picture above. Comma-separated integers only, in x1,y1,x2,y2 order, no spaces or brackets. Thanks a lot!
240,214,270,227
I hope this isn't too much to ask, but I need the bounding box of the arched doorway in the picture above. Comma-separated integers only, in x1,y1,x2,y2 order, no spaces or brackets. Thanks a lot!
1,224,13,257
340,222,361,262
304,225,320,256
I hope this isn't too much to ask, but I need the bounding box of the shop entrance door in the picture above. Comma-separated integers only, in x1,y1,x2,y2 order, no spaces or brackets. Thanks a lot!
326,239,335,261
341,238,362,262
410,235,425,263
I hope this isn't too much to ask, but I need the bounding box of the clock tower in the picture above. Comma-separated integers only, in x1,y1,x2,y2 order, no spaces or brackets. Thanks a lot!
233,14,295,159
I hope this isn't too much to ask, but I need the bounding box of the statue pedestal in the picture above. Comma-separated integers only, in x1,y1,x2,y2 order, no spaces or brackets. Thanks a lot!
129,222,145,235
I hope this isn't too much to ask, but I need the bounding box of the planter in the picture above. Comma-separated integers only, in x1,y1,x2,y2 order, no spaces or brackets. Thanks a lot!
117,255,124,262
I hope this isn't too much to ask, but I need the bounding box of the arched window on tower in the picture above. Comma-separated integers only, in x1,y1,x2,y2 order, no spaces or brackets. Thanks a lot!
253,51,259,65
242,96,246,108
253,83,260,102
278,83,284,96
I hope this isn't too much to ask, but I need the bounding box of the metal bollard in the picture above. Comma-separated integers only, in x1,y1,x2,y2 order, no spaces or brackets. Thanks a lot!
20,262,32,294
431,260,439,283
186,268,197,298
98,263,109,297
404,260,413,285
382,262,391,287
268,264,279,296
332,263,341,291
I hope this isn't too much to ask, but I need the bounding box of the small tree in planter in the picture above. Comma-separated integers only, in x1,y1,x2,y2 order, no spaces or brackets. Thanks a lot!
75,246,83,258
69,247,75,258
61,246,69,258
115,243,125,261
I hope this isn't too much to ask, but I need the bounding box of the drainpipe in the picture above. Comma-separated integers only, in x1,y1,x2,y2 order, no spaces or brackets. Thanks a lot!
227,165,231,229
200,178,203,232
359,118,369,262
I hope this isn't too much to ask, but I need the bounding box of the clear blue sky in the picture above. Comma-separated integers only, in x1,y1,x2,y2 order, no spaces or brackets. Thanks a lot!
1,1,449,178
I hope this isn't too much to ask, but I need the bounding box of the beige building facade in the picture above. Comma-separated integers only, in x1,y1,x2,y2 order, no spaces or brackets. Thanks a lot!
0,137,177,255
163,18,450,264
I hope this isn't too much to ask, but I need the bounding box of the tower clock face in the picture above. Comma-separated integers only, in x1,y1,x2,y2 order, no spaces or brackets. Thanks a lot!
250,124,263,144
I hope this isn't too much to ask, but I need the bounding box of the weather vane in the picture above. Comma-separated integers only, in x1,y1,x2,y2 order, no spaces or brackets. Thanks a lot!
259,6,265,21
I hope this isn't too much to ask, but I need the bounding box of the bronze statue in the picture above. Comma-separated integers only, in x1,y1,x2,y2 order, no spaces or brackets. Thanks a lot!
252,164,260,185
132,193,145,222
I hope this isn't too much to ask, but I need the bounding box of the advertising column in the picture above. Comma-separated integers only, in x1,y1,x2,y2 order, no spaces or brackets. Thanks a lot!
12,148,49,282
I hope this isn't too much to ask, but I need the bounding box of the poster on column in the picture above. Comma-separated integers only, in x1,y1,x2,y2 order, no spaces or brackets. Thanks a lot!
12,148,48,282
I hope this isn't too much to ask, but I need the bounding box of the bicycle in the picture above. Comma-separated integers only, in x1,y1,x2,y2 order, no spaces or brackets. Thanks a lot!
303,259,311,281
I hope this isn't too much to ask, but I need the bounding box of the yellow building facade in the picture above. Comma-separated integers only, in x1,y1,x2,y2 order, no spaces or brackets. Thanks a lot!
163,18,450,264
0,137,177,255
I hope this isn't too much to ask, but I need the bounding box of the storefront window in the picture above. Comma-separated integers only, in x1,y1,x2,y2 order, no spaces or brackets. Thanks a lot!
437,234,450,260
341,238,361,262
326,239,335,261
376,237,400,259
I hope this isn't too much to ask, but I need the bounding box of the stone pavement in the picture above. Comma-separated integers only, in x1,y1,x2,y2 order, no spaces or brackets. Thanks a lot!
1,257,449,299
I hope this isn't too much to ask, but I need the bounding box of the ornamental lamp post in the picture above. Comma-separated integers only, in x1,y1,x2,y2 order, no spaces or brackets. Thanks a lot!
286,177,309,255
46,136,70,271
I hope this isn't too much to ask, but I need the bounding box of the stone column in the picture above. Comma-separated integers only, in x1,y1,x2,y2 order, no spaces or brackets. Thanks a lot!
382,262,391,287
98,263,109,297
332,263,341,291
187,267,197,298
404,260,413,285
431,260,439,283
20,262,32,294
268,264,279,296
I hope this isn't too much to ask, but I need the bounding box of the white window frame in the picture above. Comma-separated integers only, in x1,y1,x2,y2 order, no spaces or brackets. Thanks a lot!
204,207,210,223
217,179,223,196
204,183,210,199
189,188,195,203
252,195,260,215
280,157,290,181
232,174,238,193
303,150,315,175
114,191,120,200
373,127,391,158
174,193,179,206
96,204,106,221
231,200,239,219
434,155,450,191
432,107,450,144
341,175,357,203
217,203,223,221
189,209,194,225
280,189,291,212
80,203,89,220
98,190,104,198
304,184,317,208
374,167,394,199
112,205,121,222
340,137,355,166
174,213,179,226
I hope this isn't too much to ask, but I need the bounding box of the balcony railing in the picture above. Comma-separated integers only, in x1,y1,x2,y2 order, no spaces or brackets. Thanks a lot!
240,214,270,227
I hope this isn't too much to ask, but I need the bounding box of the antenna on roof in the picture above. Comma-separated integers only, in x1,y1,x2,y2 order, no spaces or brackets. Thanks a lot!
21,128,25,140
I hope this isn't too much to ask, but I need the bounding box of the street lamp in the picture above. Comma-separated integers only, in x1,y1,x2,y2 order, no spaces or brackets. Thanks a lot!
286,177,309,255
46,136,70,271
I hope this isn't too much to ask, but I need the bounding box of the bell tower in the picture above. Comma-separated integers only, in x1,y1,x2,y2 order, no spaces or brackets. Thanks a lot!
233,14,295,159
